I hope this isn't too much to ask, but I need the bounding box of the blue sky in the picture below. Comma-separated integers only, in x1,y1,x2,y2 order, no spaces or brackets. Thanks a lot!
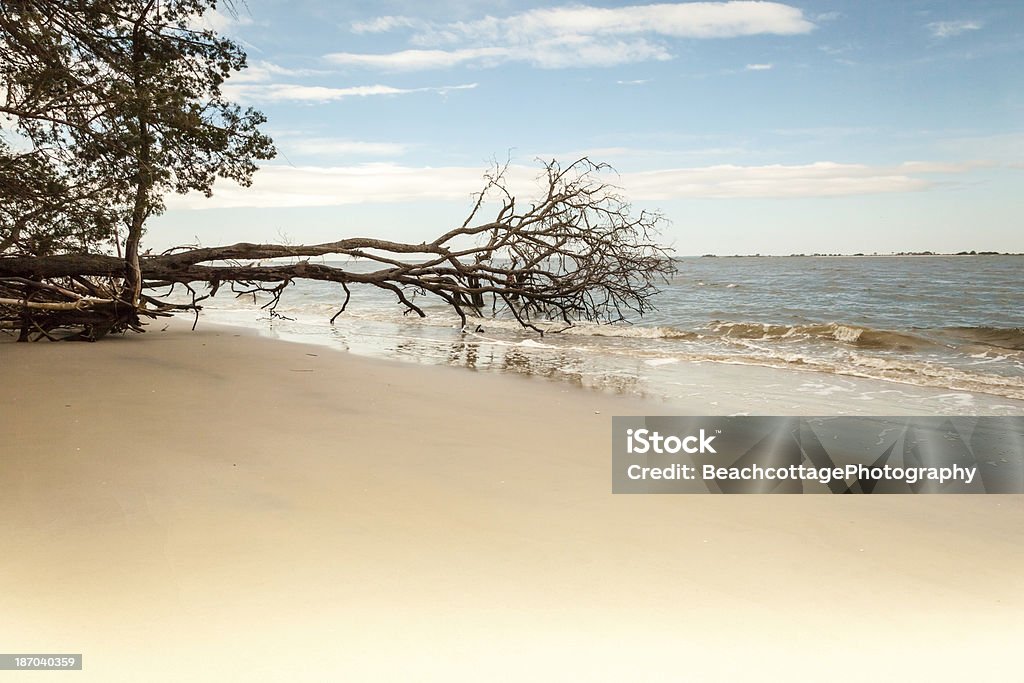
154,1,1024,255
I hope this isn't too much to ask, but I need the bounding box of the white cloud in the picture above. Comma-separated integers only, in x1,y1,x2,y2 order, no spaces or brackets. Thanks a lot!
745,63,773,70
335,2,814,71
187,8,254,33
351,16,420,34
222,82,477,103
230,61,329,84
414,2,814,42
927,20,982,38
167,160,985,210
168,164,509,209
329,48,511,70
329,39,671,70
623,161,985,199
223,62,477,104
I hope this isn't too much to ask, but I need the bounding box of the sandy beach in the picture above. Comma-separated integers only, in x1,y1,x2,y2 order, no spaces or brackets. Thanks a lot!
1,320,1022,681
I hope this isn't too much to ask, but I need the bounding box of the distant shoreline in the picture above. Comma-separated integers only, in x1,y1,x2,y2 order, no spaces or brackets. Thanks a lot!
694,251,1023,258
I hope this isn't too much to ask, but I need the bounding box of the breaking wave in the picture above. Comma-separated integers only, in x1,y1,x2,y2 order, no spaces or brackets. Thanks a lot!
707,321,938,351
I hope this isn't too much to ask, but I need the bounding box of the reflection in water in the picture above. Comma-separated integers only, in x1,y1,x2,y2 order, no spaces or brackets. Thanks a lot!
450,341,643,395
351,325,643,396
500,347,583,387
447,340,480,369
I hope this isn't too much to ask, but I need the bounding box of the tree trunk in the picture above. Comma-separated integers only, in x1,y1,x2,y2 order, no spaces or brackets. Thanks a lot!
123,0,157,308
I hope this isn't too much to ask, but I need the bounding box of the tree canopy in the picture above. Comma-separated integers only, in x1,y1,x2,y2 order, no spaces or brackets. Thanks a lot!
2,1,274,287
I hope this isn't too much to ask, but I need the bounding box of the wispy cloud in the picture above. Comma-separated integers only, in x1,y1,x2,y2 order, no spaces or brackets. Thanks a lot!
332,2,815,71
167,159,986,210
625,161,989,199
222,82,477,103
188,8,254,33
328,41,671,70
329,47,518,70
230,60,329,84
927,20,983,38
168,164,502,209
745,63,773,70
223,59,476,103
359,3,814,40
350,16,419,34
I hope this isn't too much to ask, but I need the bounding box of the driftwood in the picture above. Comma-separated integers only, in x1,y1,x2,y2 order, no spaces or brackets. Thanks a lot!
1,159,675,341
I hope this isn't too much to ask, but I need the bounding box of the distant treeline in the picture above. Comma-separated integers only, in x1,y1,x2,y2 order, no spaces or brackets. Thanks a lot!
698,251,1019,258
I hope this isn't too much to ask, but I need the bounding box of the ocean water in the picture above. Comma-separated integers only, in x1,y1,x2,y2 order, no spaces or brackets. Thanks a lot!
189,255,1024,414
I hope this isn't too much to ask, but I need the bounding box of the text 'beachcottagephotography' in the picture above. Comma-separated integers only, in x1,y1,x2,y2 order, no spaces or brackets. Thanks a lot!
612,417,1024,494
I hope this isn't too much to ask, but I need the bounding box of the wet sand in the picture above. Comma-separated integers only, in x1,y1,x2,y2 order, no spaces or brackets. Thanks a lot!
1,321,1022,681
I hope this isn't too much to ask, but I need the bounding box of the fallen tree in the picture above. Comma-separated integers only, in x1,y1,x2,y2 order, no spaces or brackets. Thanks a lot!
1,158,675,340
2,2,673,341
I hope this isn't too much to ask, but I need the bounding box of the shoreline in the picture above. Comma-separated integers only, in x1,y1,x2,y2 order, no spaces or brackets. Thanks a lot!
2,321,1023,680
195,311,1024,415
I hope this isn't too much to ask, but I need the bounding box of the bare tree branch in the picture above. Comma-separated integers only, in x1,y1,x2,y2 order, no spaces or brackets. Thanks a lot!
1,158,675,341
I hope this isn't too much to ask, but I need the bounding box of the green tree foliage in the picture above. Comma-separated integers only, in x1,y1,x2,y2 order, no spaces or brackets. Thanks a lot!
0,0,274,300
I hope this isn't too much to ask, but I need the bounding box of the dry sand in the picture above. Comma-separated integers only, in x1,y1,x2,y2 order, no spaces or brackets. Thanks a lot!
1,320,1022,681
